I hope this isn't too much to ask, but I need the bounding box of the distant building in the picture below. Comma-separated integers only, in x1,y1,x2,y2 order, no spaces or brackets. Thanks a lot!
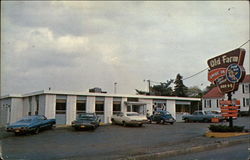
202,74,250,112
0,90,200,126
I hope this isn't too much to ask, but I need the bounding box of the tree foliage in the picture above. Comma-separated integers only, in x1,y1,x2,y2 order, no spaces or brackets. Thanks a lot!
173,74,188,97
151,80,174,96
135,79,173,96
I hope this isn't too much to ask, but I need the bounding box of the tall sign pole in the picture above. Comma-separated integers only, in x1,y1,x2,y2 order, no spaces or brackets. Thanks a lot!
207,48,246,127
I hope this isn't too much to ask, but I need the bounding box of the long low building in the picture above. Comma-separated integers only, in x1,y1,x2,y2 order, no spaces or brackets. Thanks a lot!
0,90,200,125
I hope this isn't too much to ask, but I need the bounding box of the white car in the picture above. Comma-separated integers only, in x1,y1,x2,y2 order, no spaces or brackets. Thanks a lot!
111,112,148,127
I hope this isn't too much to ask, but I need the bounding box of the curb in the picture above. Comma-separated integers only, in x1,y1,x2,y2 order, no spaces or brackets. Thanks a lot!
120,137,249,160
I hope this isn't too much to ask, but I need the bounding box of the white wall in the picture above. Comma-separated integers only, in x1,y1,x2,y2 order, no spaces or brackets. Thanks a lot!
167,100,176,119
31,96,37,115
40,95,56,119
0,98,11,125
23,98,29,117
121,97,127,112
86,96,95,113
66,95,76,125
104,97,113,123
10,98,23,123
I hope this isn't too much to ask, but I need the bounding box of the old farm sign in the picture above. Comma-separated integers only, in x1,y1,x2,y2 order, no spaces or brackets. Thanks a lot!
207,48,246,93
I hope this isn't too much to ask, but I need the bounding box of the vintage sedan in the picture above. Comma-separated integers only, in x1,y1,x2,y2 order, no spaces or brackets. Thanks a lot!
149,110,176,125
111,112,148,127
182,111,223,123
6,115,56,135
72,113,100,130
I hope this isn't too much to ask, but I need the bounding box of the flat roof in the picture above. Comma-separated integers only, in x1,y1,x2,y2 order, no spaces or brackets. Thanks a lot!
1,90,201,101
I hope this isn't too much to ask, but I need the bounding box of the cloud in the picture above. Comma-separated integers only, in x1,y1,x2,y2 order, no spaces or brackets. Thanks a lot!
1,1,249,95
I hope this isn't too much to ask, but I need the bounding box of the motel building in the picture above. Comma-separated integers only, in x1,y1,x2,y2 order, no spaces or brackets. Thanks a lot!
0,90,200,126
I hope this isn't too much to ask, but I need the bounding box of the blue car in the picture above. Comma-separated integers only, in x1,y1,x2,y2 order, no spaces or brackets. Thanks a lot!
6,115,56,135
149,110,176,125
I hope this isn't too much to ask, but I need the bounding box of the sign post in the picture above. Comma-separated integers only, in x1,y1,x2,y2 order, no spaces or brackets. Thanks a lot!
207,48,245,128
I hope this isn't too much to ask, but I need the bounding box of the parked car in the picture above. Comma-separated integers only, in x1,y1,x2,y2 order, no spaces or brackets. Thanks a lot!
149,110,175,125
6,115,56,135
182,111,223,123
111,112,148,127
72,113,100,130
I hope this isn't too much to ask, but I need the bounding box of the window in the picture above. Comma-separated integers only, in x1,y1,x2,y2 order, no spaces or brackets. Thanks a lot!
56,99,66,114
243,98,245,107
246,98,250,106
35,96,39,115
76,100,86,114
127,98,138,102
216,100,219,108
95,101,104,115
113,101,121,114
242,84,245,93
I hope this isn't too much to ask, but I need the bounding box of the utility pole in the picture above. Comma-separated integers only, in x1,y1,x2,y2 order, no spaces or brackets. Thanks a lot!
114,82,117,94
144,79,151,95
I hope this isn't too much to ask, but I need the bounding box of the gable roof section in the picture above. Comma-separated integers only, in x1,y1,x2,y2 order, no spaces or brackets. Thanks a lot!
203,87,224,99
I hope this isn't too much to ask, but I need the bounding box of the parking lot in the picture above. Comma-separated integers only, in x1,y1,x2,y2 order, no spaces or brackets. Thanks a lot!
1,117,249,160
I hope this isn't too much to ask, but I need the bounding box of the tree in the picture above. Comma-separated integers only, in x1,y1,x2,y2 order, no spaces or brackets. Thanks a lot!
135,79,173,96
135,89,149,95
151,80,174,96
173,74,188,97
187,86,203,98
203,83,216,95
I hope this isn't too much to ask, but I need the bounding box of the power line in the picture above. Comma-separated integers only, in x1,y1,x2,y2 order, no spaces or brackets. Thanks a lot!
238,40,250,48
183,67,209,81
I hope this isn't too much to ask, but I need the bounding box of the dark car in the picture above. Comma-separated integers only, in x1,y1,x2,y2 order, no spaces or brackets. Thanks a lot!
6,115,56,135
72,113,100,130
149,110,176,125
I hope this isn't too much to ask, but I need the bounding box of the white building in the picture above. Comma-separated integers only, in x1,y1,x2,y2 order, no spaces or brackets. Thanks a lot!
0,90,200,126
202,74,250,112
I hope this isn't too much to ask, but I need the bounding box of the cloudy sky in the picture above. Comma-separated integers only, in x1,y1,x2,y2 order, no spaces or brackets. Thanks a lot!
1,1,249,95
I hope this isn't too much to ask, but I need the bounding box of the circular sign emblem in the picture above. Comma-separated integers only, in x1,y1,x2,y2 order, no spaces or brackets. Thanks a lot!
226,64,242,83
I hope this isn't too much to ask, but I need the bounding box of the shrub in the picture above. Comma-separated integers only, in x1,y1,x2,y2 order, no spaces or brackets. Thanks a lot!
209,125,244,132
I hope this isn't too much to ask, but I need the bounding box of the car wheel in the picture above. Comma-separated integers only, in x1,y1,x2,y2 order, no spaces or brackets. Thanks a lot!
14,132,21,136
138,124,143,127
184,118,189,123
122,121,127,127
161,120,165,124
34,127,40,134
111,119,115,125
170,122,174,125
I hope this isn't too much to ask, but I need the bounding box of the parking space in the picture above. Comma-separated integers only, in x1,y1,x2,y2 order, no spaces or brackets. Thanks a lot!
1,117,249,160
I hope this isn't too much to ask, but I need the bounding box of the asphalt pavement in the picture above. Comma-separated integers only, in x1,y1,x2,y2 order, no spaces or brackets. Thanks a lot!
0,117,249,160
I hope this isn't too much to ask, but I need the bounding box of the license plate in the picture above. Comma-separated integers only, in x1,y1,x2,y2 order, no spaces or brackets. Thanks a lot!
80,126,85,128
15,130,20,132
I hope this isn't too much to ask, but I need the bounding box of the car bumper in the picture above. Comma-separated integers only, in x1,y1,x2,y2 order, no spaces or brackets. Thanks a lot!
72,123,95,128
128,120,148,125
164,119,176,123
6,127,34,133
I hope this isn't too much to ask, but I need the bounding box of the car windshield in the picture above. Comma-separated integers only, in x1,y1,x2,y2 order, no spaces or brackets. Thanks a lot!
205,111,216,115
79,114,95,120
126,113,140,116
161,111,171,115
